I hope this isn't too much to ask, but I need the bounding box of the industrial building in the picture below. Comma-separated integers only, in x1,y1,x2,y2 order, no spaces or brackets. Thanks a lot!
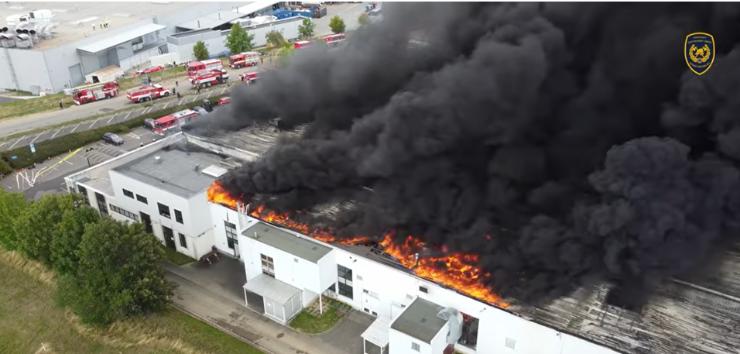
64,127,740,354
0,1,303,93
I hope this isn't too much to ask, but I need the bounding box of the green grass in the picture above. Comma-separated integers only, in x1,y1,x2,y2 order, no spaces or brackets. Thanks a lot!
161,246,196,266
0,93,74,120
289,297,350,334
118,66,187,91
0,251,262,354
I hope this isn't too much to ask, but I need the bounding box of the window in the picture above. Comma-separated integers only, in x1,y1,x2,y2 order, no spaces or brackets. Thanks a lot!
337,265,353,299
458,312,479,349
225,221,238,249
179,233,187,248
77,184,89,205
411,342,420,351
136,194,148,204
110,204,139,221
123,189,134,198
132,36,144,51
95,192,108,215
261,254,275,277
419,286,428,293
158,202,170,218
175,209,183,224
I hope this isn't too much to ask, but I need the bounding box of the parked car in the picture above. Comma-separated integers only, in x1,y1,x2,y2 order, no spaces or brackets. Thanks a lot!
192,106,209,116
102,132,124,145
217,97,231,105
136,65,164,75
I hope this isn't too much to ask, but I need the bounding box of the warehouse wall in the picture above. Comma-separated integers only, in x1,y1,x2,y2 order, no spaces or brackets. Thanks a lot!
0,48,53,93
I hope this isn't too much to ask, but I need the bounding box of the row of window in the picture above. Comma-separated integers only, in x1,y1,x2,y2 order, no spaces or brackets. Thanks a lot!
110,204,139,221
123,189,183,224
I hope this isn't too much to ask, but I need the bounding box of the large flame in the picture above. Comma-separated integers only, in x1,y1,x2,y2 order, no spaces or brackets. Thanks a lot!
206,181,509,308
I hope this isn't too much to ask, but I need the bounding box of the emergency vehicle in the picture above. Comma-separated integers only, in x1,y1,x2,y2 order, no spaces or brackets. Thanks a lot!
126,84,170,103
191,70,229,88
217,97,231,105
228,52,260,69
239,72,258,83
144,109,200,135
323,33,346,47
294,40,312,49
71,81,119,105
187,59,224,78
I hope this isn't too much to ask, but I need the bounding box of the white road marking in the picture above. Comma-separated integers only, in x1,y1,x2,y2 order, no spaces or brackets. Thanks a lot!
8,136,27,149
124,111,133,120
70,123,82,133
49,128,64,139
106,114,118,124
30,132,45,143
163,102,170,109
143,107,152,114
87,118,100,129
0,141,8,149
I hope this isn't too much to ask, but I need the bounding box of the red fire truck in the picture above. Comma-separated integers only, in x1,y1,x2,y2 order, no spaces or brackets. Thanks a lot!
239,71,258,83
294,40,312,49
71,81,119,105
126,84,171,103
191,69,229,88
228,52,260,69
144,109,200,135
187,59,223,78
322,33,346,47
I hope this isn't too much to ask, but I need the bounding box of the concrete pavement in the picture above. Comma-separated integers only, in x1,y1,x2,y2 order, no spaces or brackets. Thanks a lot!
164,258,373,354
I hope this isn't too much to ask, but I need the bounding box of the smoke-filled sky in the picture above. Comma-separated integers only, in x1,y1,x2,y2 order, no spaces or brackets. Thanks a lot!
191,3,740,304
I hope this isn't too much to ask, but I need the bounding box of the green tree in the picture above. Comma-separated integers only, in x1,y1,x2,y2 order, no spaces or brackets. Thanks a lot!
51,206,99,275
58,219,172,325
0,189,27,250
225,23,254,54
193,41,209,61
15,194,75,264
265,31,289,49
358,13,370,26
298,18,315,39
329,16,345,34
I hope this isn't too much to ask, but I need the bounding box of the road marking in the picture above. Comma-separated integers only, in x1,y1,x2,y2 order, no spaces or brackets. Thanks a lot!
143,107,152,114
8,135,27,149
70,123,82,133
30,132,45,143
221,87,227,94
49,128,64,139
193,94,200,101
0,141,8,149
163,102,170,109
124,111,133,120
87,118,100,129
35,147,83,182
106,114,118,124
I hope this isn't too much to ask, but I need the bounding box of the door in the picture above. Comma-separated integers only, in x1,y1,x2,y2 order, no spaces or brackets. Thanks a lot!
245,290,265,314
68,64,83,86
140,212,152,233
362,289,380,316
162,226,176,250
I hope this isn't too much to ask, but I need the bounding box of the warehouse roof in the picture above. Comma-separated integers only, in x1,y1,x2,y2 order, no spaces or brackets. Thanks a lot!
244,221,332,263
77,23,165,53
113,148,223,198
391,298,446,343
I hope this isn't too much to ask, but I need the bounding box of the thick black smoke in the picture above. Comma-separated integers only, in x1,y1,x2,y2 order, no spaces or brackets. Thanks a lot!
202,3,740,304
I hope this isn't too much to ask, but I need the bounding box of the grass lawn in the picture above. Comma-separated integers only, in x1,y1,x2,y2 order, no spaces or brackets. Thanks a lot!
118,66,187,91
289,296,350,334
0,93,74,120
0,251,262,354
162,245,197,265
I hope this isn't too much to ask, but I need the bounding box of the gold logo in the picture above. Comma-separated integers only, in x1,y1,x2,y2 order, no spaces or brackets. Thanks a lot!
685,32,715,75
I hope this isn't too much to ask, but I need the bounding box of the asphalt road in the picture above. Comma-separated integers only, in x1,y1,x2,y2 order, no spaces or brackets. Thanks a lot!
0,126,163,199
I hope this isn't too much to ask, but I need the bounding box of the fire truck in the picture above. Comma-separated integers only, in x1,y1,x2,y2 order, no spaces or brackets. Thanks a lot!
239,71,258,83
228,52,260,69
126,84,171,103
187,59,223,78
294,40,312,49
144,109,200,135
322,33,346,47
71,81,119,105
191,69,229,88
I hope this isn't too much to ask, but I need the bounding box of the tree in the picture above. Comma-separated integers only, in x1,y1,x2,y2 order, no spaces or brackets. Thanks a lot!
329,16,345,34
266,31,289,50
14,194,75,265
298,18,315,39
51,206,99,275
0,189,28,250
57,219,172,325
225,23,254,54
193,41,209,61
358,13,370,26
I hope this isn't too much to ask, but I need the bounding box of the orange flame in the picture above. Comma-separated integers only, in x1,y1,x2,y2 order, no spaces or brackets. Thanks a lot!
206,181,508,308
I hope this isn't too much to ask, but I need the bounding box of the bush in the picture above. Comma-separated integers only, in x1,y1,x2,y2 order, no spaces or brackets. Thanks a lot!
51,206,100,275
57,219,173,325
0,189,28,250
14,194,76,265
0,158,11,176
193,41,209,61
329,16,345,34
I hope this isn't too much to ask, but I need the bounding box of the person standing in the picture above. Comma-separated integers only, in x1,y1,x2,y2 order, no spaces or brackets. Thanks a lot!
58,99,63,109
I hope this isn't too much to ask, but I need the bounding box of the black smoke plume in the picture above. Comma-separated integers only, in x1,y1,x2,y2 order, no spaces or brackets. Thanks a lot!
194,3,740,304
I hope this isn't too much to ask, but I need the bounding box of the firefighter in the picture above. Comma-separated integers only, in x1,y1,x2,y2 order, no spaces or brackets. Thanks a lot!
58,99,63,109
176,92,182,99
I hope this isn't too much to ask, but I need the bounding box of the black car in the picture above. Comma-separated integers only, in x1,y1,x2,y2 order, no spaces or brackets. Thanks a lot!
102,132,124,145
